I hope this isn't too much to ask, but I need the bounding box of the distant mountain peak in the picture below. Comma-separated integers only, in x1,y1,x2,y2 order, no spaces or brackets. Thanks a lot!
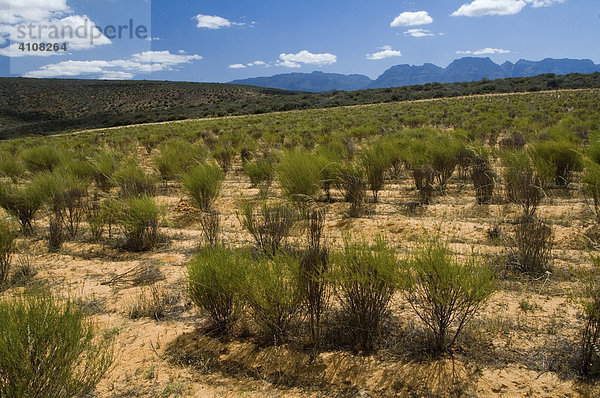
230,57,600,92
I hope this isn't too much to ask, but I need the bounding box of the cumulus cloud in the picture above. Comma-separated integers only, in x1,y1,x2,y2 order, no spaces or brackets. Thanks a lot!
23,50,202,78
0,4,112,57
278,50,337,67
276,60,301,68
457,47,511,55
366,45,402,60
228,60,266,69
526,0,565,7
193,14,244,29
452,0,526,16
390,11,433,27
0,0,71,24
404,28,435,38
452,0,564,16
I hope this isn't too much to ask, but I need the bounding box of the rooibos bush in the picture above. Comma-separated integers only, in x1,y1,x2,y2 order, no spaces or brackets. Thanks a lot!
530,139,583,187
153,139,206,183
112,163,157,198
584,159,600,222
182,162,224,212
20,145,62,172
337,162,366,217
579,254,600,376
360,143,391,203
300,209,329,346
239,201,296,255
512,215,553,275
332,237,398,351
0,291,113,397
278,150,321,208
0,176,48,234
471,153,496,205
187,246,246,335
404,239,495,354
0,218,16,283
501,150,544,217
243,251,303,344
243,156,274,198
118,196,164,251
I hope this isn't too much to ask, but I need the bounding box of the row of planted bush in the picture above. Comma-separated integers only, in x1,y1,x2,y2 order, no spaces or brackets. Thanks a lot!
187,218,496,354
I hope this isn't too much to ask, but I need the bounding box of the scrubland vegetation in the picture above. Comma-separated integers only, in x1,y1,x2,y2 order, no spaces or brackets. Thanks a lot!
2,88,600,396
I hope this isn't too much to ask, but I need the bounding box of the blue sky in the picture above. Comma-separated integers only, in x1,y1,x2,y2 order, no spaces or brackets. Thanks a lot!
0,0,598,82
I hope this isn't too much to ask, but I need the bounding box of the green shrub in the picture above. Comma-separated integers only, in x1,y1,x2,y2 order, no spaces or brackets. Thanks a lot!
583,159,600,222
404,239,495,354
278,150,321,207
153,139,206,182
182,163,224,212
471,153,496,205
0,218,16,283
332,237,398,351
243,251,303,344
429,136,463,189
20,145,62,172
118,196,164,251
213,146,236,172
112,163,157,197
0,291,113,397
300,210,329,346
501,150,544,216
530,140,583,187
314,154,340,202
0,176,48,234
0,155,25,182
238,201,296,255
91,152,119,191
579,254,600,376
512,216,553,275
199,211,221,247
187,246,246,334
360,144,391,203
337,162,366,217
243,156,274,197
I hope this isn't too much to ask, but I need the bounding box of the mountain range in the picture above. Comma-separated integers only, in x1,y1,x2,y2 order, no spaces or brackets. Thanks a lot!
231,57,600,92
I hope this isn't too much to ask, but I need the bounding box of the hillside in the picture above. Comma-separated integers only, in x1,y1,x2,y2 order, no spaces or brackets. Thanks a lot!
3,72,600,139
0,79,298,139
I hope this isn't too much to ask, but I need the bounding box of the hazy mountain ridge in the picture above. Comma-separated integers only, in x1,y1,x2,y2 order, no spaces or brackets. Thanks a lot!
231,57,600,92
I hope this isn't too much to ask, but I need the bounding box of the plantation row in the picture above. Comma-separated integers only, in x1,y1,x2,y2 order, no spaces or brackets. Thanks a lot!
1,90,600,394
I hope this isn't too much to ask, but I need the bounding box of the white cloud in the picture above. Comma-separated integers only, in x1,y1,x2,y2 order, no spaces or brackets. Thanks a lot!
228,60,266,69
390,11,433,27
278,50,336,67
526,0,565,7
130,50,202,66
276,60,301,68
366,45,402,60
1,14,112,57
100,71,134,80
23,50,202,78
247,60,266,66
0,0,71,24
193,14,244,29
404,28,435,38
457,47,511,55
452,0,526,16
